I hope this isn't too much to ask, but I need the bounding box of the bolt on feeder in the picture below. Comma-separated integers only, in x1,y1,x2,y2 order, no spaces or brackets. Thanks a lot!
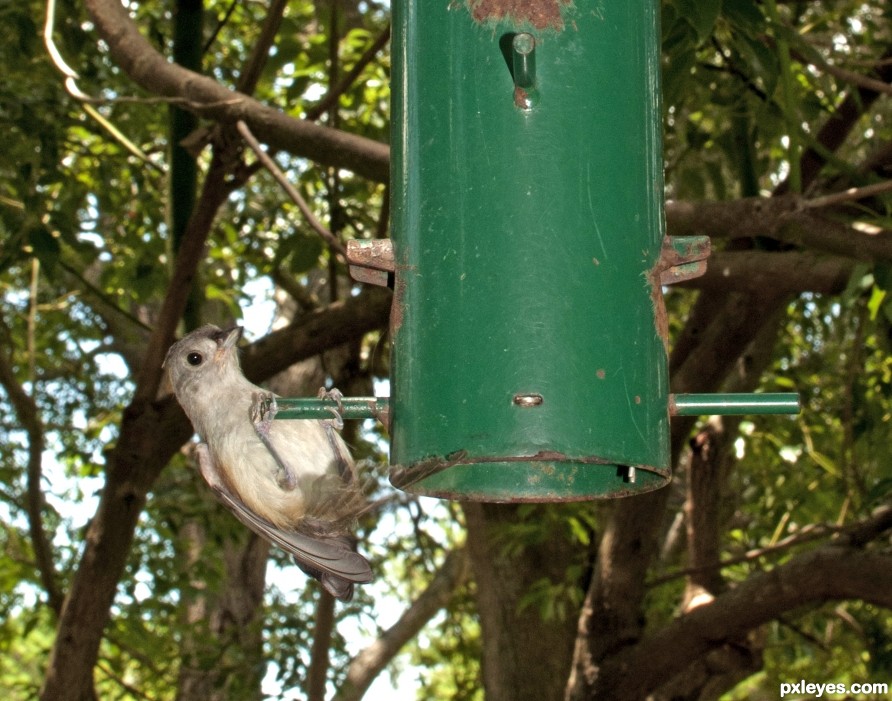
280,0,800,502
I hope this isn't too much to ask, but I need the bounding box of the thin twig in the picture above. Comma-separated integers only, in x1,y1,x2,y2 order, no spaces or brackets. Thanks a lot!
235,0,289,95
803,179,892,209
236,119,347,258
777,616,831,651
0,314,63,615
305,24,391,122
648,522,838,587
807,55,892,96
202,0,238,55
651,502,892,587
95,659,158,701
58,260,152,332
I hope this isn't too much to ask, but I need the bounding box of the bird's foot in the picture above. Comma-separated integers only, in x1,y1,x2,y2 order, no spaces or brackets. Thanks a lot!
250,393,297,490
317,386,345,430
250,392,278,437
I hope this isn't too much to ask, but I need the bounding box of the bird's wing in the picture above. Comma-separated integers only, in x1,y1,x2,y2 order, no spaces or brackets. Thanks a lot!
195,444,372,601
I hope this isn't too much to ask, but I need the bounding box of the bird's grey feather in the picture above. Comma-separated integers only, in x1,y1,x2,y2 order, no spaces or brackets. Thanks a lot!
165,325,373,601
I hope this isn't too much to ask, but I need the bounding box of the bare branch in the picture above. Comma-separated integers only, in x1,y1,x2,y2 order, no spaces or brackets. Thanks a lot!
307,593,336,701
666,197,892,262
837,503,892,547
801,51,892,96
236,120,347,258
650,503,891,592
0,315,63,615
650,523,836,587
235,0,289,96
803,179,892,209
131,154,234,405
305,24,391,122
591,547,892,700
84,0,389,183
677,250,853,296
333,548,470,701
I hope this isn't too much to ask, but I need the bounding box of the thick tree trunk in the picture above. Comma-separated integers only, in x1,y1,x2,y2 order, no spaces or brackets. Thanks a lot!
40,401,190,701
464,503,581,701
175,524,269,700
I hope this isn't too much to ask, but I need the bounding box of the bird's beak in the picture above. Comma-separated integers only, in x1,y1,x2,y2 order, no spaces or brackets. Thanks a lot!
213,325,242,361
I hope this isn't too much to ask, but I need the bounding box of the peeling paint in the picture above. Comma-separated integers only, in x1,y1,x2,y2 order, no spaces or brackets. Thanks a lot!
390,271,408,335
649,266,670,354
649,236,711,353
464,0,571,30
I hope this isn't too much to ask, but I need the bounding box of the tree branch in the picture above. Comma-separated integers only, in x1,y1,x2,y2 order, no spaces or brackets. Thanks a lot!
592,547,892,700
0,331,63,615
84,0,389,184
307,593,336,701
333,547,470,701
666,197,892,263
236,120,347,258
240,286,392,384
235,0,289,96
780,46,892,195
803,179,892,209
304,24,391,122
132,152,234,406
798,48,892,97
651,503,892,587
677,250,853,296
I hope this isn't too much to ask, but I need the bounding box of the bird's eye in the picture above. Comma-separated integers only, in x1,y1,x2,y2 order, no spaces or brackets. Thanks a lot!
186,352,203,366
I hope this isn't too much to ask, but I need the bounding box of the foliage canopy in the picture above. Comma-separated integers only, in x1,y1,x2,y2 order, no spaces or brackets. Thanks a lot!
1,1,891,699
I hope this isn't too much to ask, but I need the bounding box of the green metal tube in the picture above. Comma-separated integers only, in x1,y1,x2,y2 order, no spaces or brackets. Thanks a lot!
388,0,670,501
670,393,801,417
274,397,389,421
271,393,801,420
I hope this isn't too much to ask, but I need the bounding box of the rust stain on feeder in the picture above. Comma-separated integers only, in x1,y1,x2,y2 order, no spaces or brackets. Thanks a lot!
464,0,570,30
649,266,671,353
648,236,712,352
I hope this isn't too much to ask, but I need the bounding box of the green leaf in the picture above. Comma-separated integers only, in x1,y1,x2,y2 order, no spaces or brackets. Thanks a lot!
873,262,892,291
867,286,887,321
808,450,840,477
26,223,60,270
288,232,324,274
722,0,765,36
673,0,722,41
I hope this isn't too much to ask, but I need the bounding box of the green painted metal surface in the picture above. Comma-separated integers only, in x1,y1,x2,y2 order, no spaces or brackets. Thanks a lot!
387,0,672,501
275,397,390,422
670,393,801,417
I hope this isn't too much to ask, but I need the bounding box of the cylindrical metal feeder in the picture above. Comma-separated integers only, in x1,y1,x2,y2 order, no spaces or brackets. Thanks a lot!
291,1,800,503
384,0,680,501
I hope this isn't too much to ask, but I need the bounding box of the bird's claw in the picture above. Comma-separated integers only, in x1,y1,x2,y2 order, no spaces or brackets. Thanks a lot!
250,392,296,490
317,387,345,431
250,392,278,436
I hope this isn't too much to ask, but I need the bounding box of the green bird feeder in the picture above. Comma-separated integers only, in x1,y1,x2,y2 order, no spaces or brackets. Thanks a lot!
281,0,800,502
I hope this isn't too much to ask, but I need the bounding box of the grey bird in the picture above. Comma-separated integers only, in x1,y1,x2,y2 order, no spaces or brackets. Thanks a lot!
164,324,372,600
